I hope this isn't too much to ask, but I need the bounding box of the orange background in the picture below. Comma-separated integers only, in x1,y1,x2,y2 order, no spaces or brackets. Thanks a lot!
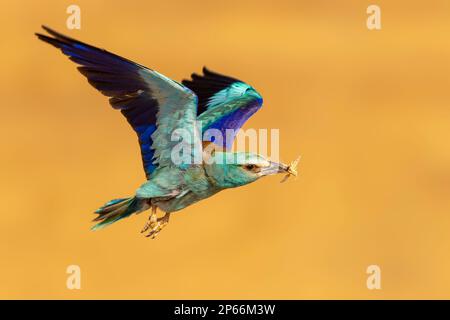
1,0,450,299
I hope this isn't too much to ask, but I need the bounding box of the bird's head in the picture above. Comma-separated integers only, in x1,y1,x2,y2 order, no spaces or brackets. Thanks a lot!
205,151,292,189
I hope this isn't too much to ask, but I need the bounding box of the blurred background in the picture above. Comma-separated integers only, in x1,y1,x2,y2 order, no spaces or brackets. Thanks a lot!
1,0,450,299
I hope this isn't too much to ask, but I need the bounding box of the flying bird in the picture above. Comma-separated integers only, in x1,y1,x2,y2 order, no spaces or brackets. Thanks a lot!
36,26,298,238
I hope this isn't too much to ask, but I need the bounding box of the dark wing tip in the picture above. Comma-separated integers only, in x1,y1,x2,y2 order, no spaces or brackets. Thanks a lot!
36,25,83,47
182,67,216,83
35,32,64,49
35,25,70,48
202,66,211,75
41,25,53,33
35,25,56,39
182,67,233,85
201,67,223,78
40,25,72,41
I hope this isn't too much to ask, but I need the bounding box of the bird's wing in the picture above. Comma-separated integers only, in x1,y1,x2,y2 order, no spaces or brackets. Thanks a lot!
182,68,263,149
36,26,199,179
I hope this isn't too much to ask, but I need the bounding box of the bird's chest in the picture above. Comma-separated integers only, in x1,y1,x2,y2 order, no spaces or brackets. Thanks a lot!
182,166,216,194
156,189,219,212
155,166,220,212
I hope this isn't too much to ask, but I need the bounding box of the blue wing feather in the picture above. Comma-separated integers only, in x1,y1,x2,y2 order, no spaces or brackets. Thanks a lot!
206,99,262,148
182,67,240,115
37,28,262,171
36,26,159,177
183,68,263,148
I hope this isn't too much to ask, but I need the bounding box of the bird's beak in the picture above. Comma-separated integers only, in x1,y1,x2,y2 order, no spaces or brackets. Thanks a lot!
261,161,290,176
262,156,301,183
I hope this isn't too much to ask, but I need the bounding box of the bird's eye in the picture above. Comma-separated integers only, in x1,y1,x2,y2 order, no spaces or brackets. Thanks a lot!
244,164,256,171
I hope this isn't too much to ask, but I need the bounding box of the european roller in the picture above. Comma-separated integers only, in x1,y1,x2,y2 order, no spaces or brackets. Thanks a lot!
36,26,298,238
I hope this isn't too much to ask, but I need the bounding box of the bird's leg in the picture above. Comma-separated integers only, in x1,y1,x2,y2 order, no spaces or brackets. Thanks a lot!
141,206,171,239
141,205,157,234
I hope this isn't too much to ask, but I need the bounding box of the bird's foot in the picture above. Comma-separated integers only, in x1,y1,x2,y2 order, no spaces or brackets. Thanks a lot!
141,210,170,239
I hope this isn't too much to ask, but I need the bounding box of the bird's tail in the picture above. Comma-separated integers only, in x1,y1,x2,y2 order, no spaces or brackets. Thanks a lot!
92,197,148,230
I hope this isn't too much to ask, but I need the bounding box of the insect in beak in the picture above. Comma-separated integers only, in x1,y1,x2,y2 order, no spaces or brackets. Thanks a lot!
261,155,301,181
280,155,301,183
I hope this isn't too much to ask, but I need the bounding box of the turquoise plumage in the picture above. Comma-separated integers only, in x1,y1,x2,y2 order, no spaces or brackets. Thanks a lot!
36,26,295,238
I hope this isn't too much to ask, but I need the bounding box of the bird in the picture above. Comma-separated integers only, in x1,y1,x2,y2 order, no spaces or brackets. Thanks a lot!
35,26,298,238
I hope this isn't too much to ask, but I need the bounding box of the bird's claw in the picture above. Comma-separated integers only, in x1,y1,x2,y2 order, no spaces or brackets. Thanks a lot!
141,211,170,239
145,220,168,239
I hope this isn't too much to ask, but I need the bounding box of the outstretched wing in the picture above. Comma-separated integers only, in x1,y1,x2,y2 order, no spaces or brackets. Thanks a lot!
36,26,199,178
182,68,263,149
